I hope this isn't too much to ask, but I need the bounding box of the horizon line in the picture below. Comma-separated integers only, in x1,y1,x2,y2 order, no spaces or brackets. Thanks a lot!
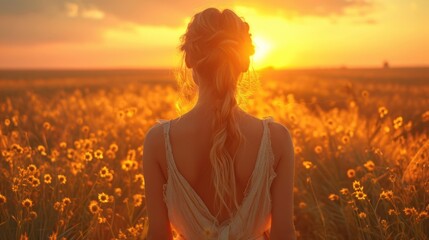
1,64,429,72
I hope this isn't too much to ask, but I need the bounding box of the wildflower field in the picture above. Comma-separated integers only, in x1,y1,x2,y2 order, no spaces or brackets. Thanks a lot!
0,68,428,239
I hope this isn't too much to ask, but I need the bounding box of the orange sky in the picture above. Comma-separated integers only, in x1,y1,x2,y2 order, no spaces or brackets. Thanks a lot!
0,0,428,69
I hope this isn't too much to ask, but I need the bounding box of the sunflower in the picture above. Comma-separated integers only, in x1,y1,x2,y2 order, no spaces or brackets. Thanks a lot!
22,198,33,208
98,193,109,203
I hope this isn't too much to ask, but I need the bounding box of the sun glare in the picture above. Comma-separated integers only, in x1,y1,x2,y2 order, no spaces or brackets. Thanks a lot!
252,35,272,68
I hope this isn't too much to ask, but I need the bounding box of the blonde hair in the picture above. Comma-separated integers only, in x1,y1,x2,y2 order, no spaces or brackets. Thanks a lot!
177,8,255,217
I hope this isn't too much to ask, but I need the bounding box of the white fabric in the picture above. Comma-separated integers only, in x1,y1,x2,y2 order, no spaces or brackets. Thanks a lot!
160,117,276,239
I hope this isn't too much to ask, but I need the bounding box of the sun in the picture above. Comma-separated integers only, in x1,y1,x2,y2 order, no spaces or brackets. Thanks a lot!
251,35,272,68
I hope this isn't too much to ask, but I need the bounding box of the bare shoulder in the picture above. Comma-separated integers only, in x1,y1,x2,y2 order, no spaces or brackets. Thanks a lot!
268,121,291,139
143,122,167,166
144,123,165,149
267,120,294,167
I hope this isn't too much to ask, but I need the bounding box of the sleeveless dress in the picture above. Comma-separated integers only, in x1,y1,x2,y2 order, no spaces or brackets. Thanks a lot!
160,117,277,240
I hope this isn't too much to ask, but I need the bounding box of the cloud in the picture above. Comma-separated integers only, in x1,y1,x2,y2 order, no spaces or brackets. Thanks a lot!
0,1,115,45
243,0,373,17
0,0,374,45
0,14,107,45
79,0,374,25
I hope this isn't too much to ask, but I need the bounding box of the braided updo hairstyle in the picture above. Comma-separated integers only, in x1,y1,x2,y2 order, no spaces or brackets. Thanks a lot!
178,8,255,217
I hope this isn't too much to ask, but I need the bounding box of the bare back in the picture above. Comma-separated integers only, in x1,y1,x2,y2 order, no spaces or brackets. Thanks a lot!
143,108,296,239
160,110,270,223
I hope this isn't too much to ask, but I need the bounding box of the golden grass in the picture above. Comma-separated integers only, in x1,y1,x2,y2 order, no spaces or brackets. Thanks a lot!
0,69,428,239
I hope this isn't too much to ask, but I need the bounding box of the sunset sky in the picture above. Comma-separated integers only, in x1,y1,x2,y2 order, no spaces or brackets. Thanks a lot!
0,0,428,69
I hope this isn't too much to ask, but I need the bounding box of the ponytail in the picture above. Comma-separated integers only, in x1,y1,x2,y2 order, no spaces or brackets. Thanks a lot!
209,52,244,216
177,8,255,218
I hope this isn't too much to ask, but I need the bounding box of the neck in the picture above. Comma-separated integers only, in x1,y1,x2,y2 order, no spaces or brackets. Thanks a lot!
190,71,239,116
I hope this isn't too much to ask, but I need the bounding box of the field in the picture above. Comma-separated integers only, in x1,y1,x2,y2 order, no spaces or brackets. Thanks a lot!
0,68,428,239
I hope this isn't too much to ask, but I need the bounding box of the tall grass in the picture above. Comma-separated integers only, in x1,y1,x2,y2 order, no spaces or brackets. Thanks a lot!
0,72,428,239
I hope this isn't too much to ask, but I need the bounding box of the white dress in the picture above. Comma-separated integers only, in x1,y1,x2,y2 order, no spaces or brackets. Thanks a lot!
160,117,276,239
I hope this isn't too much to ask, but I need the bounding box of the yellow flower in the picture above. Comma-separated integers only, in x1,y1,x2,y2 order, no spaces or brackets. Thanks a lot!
98,217,107,223
31,178,40,187
364,160,375,171
62,197,71,206
403,207,417,216
59,142,67,149
133,194,144,207
393,116,403,129
83,152,93,162
352,180,363,191
389,174,396,183
121,159,134,171
27,164,38,174
43,121,51,130
380,190,393,200
384,126,390,133
48,232,57,240
88,200,101,214
109,143,119,152
134,174,144,183
114,188,122,197
127,226,138,237
105,172,114,182
388,209,398,216
44,174,52,184
53,202,62,211
71,162,83,175
314,146,323,154
22,198,33,208
418,211,428,221
0,194,7,204
354,191,367,200
74,140,81,149
380,219,387,230
341,136,350,144
4,118,11,126
358,212,367,219
66,148,74,159
37,145,46,153
127,149,137,161
328,194,339,201
302,161,313,170
99,166,109,178
98,193,109,203
378,106,388,118
118,230,127,239
94,149,103,160
347,169,356,178
58,175,67,184
19,233,28,240
340,188,349,195
81,125,90,134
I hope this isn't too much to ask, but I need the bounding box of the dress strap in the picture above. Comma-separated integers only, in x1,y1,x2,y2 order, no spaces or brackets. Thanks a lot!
262,116,274,150
262,116,274,134
157,119,173,169
262,116,276,175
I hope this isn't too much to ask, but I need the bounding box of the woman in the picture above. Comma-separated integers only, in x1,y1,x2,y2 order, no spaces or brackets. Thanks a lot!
143,8,296,239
